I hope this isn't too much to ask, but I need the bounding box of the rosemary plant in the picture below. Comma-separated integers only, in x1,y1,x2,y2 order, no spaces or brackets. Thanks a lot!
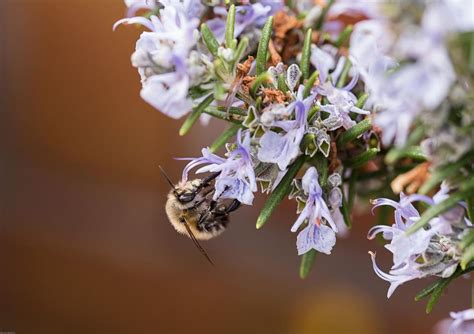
115,1,474,331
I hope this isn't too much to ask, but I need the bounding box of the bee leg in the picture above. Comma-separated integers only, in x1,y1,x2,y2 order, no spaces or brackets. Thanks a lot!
189,188,215,210
225,200,241,214
201,172,221,186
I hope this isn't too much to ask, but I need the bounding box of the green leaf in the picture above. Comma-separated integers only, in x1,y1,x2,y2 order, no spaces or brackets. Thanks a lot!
299,250,317,279
467,196,474,223
179,95,214,136
335,24,353,47
277,73,288,92
303,71,319,98
355,93,369,109
310,153,328,186
341,186,352,228
201,23,220,57
348,170,357,210
300,28,313,80
337,118,372,148
461,244,474,270
426,276,455,313
256,16,274,75
232,37,249,66
419,150,474,194
225,4,236,49
250,72,271,97
417,264,474,313
336,58,351,88
202,107,243,124
406,178,474,235
461,230,474,250
414,280,442,301
209,124,241,153
385,146,427,165
307,105,320,123
314,0,335,30
256,155,306,229
345,148,379,169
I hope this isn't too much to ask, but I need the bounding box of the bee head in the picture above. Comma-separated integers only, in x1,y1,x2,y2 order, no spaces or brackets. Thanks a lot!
175,190,196,203
174,179,202,204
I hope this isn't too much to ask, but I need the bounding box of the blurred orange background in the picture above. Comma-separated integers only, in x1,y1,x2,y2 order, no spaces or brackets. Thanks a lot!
0,1,471,333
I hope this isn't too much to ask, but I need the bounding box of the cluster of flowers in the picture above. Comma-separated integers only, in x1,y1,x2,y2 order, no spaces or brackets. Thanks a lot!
116,0,474,331
369,184,471,298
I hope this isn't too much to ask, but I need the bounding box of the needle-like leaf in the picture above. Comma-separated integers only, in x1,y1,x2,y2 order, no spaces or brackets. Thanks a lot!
256,155,306,229
299,249,317,279
209,124,241,153
256,16,274,75
179,95,214,136
201,23,220,57
406,178,474,235
300,29,313,80
225,4,236,49
337,118,372,148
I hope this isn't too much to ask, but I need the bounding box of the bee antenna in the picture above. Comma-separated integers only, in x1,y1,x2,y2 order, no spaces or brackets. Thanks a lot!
158,165,176,190
182,220,215,267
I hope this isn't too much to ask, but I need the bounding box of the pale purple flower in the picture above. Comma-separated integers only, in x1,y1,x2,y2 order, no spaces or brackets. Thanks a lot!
297,224,336,255
369,193,438,267
140,60,193,118
349,6,460,147
158,0,205,20
257,86,313,171
124,0,159,17
206,3,277,42
373,53,454,146
123,0,204,20
423,0,474,37
291,167,337,232
114,3,203,118
449,309,474,334
370,192,433,231
329,0,382,20
115,6,199,66
181,130,257,205
310,44,337,83
292,167,338,255
349,20,396,91
369,251,424,298
368,188,471,298
317,81,370,130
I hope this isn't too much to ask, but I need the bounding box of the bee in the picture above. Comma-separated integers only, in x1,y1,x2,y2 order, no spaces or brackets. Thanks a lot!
159,166,240,265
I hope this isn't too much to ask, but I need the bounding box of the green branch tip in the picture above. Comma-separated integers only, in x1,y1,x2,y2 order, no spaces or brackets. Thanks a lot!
299,250,317,279
225,4,236,50
337,118,372,147
303,71,319,98
301,28,313,80
201,24,219,57
179,95,214,136
209,124,241,153
256,16,274,75
256,155,306,229
406,178,474,235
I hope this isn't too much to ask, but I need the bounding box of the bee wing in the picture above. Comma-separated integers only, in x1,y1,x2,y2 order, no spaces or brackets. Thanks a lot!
182,218,215,267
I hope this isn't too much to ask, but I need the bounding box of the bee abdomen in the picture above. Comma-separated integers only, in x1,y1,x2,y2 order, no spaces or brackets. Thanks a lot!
197,214,229,234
